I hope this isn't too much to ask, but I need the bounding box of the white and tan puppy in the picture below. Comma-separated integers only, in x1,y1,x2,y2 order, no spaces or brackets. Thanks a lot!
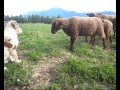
4,20,22,63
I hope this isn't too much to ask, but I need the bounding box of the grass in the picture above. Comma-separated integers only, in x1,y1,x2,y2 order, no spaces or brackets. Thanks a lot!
47,57,115,90
4,23,116,90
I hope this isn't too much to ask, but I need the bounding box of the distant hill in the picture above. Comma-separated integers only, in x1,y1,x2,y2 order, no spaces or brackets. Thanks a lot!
24,8,116,18
96,11,116,15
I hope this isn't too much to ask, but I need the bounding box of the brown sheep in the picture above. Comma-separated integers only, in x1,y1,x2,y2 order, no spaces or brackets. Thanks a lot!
86,19,113,44
87,13,116,37
102,19,113,42
51,17,106,51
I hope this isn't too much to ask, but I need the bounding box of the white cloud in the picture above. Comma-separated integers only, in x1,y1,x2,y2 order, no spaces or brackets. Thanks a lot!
4,0,116,16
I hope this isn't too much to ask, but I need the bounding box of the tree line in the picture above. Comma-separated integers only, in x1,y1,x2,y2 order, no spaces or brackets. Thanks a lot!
4,15,62,24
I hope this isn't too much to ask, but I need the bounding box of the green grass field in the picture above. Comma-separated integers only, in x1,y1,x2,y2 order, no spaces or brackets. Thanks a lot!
4,23,116,90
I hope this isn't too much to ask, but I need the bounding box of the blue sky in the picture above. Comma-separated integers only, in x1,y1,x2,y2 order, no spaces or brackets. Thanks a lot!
4,0,116,16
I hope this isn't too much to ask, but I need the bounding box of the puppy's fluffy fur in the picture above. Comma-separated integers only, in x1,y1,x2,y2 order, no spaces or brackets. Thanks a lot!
4,20,22,63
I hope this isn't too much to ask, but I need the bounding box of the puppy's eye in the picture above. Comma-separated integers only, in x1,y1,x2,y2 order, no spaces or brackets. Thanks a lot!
8,39,11,41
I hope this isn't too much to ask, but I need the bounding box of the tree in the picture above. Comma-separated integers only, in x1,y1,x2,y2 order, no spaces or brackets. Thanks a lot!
4,15,62,24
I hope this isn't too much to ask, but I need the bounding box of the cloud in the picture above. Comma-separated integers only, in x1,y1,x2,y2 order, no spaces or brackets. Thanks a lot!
4,0,116,16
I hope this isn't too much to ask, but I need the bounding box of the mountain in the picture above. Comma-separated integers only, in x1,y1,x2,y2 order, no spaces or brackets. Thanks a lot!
96,11,116,15
24,8,116,18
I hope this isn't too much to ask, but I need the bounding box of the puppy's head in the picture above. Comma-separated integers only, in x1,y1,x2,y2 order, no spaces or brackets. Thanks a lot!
10,20,22,34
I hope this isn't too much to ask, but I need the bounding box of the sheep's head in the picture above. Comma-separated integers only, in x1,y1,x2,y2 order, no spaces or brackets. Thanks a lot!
10,20,22,34
51,20,63,34
97,13,103,15
87,13,96,17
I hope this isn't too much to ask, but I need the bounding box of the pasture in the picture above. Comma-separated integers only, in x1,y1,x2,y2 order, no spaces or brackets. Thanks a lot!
4,23,116,90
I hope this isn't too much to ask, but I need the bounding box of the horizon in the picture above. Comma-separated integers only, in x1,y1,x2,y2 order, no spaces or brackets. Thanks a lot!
4,7,116,17
4,0,116,16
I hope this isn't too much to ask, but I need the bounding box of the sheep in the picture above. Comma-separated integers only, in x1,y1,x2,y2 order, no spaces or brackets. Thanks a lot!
87,13,116,37
86,19,113,45
102,19,113,42
85,19,113,43
51,17,106,51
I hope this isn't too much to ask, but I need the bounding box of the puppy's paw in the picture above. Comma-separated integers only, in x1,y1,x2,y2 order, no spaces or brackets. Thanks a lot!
4,67,7,70
4,60,9,64
10,56,15,62
15,60,22,63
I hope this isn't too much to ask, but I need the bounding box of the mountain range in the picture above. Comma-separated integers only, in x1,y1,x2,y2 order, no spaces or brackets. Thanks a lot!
24,8,116,18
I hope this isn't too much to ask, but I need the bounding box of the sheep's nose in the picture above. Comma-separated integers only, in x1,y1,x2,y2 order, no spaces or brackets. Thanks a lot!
51,30,55,34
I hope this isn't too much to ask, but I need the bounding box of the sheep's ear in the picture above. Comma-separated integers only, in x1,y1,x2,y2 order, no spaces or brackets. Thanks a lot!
58,21,63,26
87,13,95,17
97,13,102,15
102,19,104,22
54,21,58,25
90,13,96,16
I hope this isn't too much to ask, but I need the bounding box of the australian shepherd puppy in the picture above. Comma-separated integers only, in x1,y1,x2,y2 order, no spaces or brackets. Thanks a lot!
4,20,22,64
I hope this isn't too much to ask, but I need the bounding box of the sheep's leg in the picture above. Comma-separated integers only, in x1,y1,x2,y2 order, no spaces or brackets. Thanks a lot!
85,36,88,42
91,36,95,46
69,36,76,52
109,35,112,43
113,29,116,37
106,33,109,41
92,36,95,46
10,49,21,63
89,36,92,44
113,25,115,37
113,25,116,37
102,38,106,49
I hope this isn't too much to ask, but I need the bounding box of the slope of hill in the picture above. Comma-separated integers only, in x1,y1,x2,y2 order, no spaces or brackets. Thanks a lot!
24,8,116,18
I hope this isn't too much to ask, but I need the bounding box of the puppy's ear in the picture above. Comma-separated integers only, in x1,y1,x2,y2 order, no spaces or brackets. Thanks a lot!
11,21,17,29
11,21,16,29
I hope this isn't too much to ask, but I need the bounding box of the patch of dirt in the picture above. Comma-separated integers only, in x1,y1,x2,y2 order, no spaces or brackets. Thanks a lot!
29,52,72,89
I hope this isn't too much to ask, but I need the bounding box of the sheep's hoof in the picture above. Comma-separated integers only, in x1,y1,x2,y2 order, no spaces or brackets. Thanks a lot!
86,40,88,42
103,47,107,50
71,50,75,53
69,48,75,52
89,42,92,44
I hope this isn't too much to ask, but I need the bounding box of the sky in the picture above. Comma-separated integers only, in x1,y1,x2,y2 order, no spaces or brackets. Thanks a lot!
4,0,116,16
